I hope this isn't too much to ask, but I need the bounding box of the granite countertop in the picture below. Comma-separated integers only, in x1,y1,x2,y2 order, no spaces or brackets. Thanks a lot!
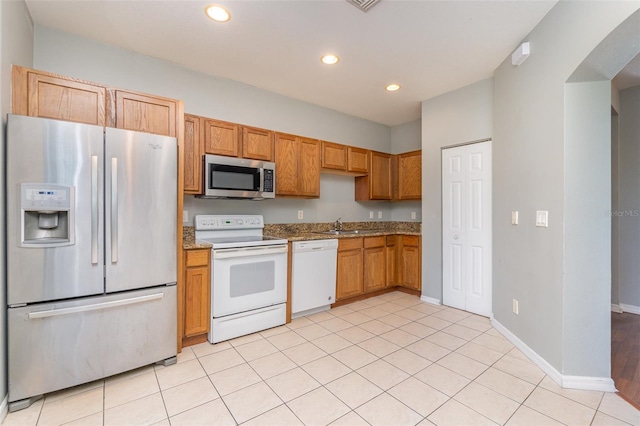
183,221,421,249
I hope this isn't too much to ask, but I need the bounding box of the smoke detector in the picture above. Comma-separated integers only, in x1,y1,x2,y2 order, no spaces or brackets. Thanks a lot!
346,0,382,13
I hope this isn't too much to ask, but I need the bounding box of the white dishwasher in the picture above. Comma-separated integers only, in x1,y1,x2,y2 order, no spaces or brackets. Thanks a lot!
291,239,338,318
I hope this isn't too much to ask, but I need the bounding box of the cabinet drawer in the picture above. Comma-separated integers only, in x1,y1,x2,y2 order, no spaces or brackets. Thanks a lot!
185,249,210,267
338,237,363,251
364,236,385,248
402,235,420,247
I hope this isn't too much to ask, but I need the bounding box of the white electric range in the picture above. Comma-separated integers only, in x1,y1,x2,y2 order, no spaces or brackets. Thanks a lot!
195,215,288,343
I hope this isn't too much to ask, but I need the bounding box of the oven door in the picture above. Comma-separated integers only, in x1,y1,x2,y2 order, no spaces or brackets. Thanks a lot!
212,244,288,317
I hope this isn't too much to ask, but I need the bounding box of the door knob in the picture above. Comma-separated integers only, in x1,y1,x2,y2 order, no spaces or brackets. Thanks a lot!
453,235,459,240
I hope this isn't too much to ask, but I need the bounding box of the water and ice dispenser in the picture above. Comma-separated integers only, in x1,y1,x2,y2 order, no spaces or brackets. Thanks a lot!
20,184,75,247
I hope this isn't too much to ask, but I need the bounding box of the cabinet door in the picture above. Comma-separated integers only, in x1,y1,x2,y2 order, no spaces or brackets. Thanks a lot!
348,147,369,174
24,70,106,126
370,151,392,199
275,133,299,196
364,246,386,292
398,151,422,200
184,250,210,338
337,249,363,300
299,138,320,197
184,265,210,337
386,236,397,286
401,236,421,290
322,141,347,171
184,114,202,194
111,90,177,136
242,126,273,161
203,119,240,157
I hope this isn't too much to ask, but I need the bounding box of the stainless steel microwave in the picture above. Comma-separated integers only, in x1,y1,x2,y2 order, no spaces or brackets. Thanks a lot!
200,154,275,200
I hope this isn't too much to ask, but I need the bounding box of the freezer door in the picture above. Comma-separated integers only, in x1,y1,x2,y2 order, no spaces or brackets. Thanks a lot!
6,115,104,305
8,286,177,403
105,127,177,292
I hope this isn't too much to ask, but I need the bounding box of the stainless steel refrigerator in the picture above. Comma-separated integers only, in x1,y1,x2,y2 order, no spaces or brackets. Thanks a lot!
6,114,178,411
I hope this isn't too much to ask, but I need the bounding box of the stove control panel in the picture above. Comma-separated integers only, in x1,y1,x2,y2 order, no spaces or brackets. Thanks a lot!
195,215,264,230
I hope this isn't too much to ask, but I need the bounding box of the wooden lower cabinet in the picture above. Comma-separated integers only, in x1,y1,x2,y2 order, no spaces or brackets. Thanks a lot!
363,237,386,292
335,234,421,303
183,249,211,345
386,236,398,286
336,238,364,300
399,235,421,291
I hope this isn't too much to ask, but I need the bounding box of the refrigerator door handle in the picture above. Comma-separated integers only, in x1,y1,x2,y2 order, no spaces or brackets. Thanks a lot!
91,155,99,264
27,293,165,319
111,157,118,263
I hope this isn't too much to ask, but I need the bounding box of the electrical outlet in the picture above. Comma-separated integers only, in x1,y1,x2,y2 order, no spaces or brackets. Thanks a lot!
378,211,382,219
511,211,519,225
536,210,549,227
369,211,374,219
411,211,416,220
297,210,304,220
512,299,519,315
182,210,188,223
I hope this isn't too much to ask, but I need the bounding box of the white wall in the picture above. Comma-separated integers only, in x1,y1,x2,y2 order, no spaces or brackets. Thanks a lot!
0,0,34,416
421,78,494,302
618,85,640,309
563,80,612,376
493,2,639,377
33,25,428,226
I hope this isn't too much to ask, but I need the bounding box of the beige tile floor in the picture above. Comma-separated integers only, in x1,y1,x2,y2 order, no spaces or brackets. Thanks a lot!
3,291,639,426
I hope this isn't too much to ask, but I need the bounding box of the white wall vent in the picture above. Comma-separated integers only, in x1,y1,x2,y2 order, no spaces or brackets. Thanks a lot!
346,0,382,13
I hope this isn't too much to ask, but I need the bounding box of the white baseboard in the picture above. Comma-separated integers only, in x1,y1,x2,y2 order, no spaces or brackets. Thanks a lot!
620,303,640,315
0,394,8,424
491,318,617,393
420,295,441,305
611,304,623,313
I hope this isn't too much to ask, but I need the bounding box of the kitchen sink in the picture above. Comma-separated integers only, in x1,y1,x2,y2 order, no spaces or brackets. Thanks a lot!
314,229,379,235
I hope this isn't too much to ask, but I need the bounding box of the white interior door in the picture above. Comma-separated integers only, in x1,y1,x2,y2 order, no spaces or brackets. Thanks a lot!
442,141,492,317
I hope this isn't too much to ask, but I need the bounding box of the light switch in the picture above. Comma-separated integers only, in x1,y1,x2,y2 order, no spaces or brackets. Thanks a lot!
511,211,519,225
536,210,549,227
411,211,417,220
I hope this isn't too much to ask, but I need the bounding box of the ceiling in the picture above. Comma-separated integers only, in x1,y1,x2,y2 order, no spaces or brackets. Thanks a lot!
24,0,559,126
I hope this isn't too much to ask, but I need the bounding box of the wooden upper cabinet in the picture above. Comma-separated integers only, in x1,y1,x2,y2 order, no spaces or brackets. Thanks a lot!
242,126,274,161
347,147,369,174
275,133,299,196
203,119,240,157
397,150,422,200
298,138,321,197
355,150,392,201
275,133,320,198
184,114,202,194
12,66,106,126
322,141,347,171
109,90,177,136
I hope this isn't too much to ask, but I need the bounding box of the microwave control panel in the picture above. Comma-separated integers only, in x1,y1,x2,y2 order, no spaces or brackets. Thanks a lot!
263,169,274,193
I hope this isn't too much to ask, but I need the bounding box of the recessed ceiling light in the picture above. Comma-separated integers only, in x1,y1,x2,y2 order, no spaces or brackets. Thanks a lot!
385,84,401,92
205,5,231,22
321,54,340,65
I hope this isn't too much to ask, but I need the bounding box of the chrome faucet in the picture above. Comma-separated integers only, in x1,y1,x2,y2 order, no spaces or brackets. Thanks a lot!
335,217,343,231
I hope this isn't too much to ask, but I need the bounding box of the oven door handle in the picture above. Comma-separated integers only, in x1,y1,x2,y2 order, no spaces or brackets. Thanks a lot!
213,245,288,259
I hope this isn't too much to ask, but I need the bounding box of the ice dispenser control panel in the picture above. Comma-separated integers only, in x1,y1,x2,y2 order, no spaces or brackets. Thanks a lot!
21,184,74,247
23,187,70,210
